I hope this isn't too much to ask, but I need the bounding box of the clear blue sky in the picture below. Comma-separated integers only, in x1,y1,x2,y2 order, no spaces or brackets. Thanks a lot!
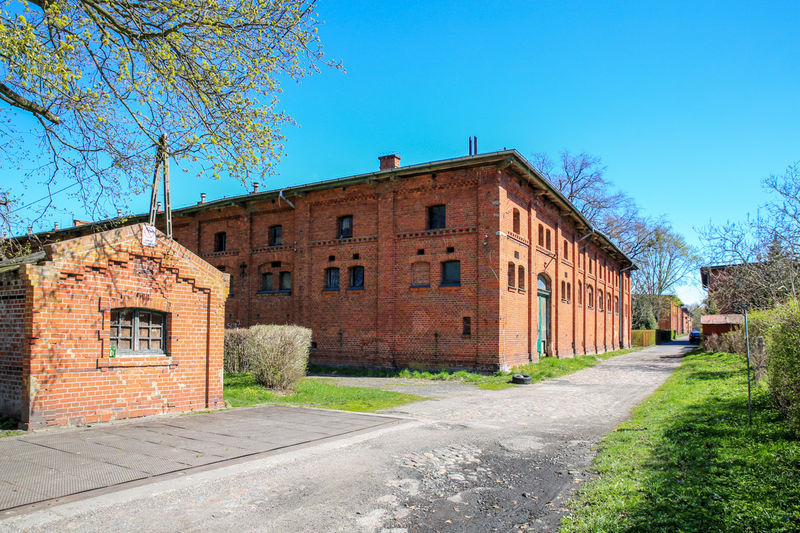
10,1,800,304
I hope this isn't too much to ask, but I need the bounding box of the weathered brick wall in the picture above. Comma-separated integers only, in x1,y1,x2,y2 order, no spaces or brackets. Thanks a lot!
19,225,227,429
0,270,27,420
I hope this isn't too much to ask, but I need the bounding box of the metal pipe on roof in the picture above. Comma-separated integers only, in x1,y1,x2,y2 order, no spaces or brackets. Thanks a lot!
278,190,296,209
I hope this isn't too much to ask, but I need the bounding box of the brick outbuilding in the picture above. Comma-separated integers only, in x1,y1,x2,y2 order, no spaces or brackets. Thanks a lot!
0,224,228,429
30,150,635,372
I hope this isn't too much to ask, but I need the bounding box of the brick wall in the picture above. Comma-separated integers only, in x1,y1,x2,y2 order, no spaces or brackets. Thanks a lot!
3,224,228,429
0,270,27,420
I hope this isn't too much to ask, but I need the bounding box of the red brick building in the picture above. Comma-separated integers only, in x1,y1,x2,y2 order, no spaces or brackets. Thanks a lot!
656,296,693,335
25,150,634,372
0,224,228,428
157,150,633,370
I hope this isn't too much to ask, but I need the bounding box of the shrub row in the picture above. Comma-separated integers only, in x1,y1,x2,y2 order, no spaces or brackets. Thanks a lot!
703,302,800,434
224,325,312,390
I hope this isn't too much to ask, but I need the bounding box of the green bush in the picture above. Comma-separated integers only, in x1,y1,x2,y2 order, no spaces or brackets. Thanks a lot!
224,328,251,373
248,324,312,391
764,300,800,434
655,329,674,344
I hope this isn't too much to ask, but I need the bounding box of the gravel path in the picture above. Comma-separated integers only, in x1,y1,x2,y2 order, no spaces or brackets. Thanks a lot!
1,341,692,532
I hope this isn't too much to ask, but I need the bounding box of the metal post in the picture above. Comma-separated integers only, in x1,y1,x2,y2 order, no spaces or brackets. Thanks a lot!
744,308,753,425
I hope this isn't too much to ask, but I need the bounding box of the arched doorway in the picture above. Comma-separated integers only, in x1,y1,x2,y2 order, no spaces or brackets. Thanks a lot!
537,274,551,356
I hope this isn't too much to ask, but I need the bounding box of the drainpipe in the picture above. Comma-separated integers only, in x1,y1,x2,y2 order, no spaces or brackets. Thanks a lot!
278,190,296,209
620,265,634,348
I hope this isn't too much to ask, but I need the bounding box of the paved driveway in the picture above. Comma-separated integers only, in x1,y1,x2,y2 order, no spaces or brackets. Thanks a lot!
0,405,402,515
0,341,692,532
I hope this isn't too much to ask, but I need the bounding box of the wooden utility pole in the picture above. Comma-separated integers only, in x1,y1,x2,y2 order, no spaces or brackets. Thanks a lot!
147,134,172,239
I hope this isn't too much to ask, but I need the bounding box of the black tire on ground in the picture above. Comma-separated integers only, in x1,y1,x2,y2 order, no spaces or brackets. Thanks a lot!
512,374,532,385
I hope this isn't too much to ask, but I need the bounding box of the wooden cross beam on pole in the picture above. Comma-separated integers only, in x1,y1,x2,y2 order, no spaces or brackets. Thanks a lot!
147,134,173,239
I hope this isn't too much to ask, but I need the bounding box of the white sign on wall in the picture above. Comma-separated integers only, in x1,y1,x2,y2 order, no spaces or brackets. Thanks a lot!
142,224,157,247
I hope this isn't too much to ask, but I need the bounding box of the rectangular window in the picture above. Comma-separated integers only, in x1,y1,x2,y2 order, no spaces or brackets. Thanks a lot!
214,231,226,252
110,309,166,355
462,317,472,336
338,215,353,239
269,225,282,246
279,271,291,291
427,204,446,230
518,266,525,290
507,262,516,288
261,272,273,292
348,266,364,289
441,260,461,286
325,267,340,289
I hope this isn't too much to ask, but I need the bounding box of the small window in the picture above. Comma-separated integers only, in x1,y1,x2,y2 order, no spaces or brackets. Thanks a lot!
538,224,544,246
110,309,166,355
608,294,612,313
228,273,234,295
428,204,446,230
578,281,583,305
462,317,472,336
446,246,455,254
512,209,520,234
337,215,353,239
279,271,292,291
261,272,273,292
214,231,227,252
518,266,525,290
417,249,425,255
441,260,461,286
546,229,551,250
564,241,569,260
352,253,360,260
599,289,605,311
325,267,340,289
567,282,572,302
588,285,594,308
614,296,619,314
268,225,282,246
348,266,364,289
508,262,516,288
589,257,593,274
561,280,566,299
411,261,430,287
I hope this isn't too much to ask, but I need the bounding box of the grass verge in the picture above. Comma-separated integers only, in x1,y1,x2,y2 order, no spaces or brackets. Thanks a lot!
561,350,800,532
309,348,637,390
224,374,424,412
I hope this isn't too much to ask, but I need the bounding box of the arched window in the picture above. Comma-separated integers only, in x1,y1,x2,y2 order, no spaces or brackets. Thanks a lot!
538,274,550,292
589,257,593,274
578,281,583,305
538,224,544,246
561,280,566,299
563,241,569,260
608,294,612,313
513,209,521,234
325,267,340,289
599,289,604,311
587,285,594,308
518,266,525,290
508,262,516,288
567,282,571,302
615,296,619,314
546,229,551,250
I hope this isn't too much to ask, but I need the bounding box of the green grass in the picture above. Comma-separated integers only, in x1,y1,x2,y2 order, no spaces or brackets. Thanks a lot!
561,350,800,532
309,348,637,390
224,374,424,412
0,414,23,438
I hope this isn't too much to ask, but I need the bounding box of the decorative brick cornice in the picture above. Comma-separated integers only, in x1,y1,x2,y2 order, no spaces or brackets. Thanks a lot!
311,235,378,247
395,226,477,240
252,244,294,254
506,231,529,247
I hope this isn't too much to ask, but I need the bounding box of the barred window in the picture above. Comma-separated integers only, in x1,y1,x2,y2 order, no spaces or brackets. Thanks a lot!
110,309,166,355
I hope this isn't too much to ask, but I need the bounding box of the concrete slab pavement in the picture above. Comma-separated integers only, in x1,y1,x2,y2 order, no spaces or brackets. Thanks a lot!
0,405,405,517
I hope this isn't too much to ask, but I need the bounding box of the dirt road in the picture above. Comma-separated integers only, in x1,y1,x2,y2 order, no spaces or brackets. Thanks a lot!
1,341,691,532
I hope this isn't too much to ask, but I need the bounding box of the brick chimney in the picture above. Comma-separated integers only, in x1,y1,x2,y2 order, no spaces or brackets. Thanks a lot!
73,219,89,227
379,154,401,171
